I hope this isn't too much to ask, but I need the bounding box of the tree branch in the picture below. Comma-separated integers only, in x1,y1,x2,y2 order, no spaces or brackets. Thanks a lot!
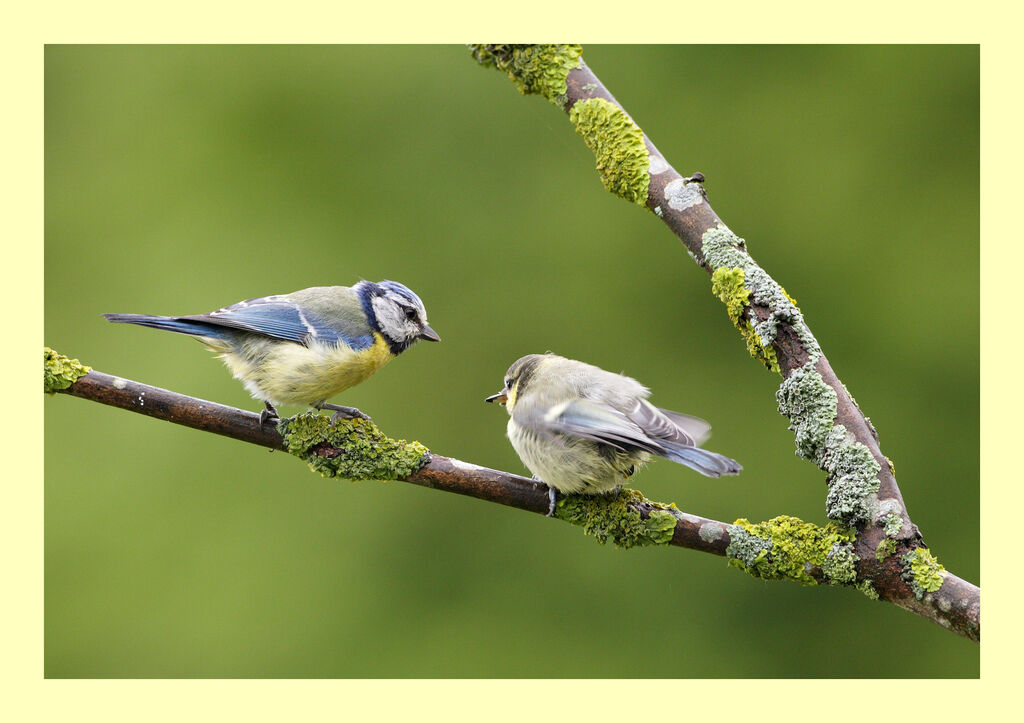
467,45,979,642
46,349,978,641
47,357,734,556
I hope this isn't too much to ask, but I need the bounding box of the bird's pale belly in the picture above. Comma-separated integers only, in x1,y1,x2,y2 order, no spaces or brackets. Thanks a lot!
507,419,646,494
215,333,394,406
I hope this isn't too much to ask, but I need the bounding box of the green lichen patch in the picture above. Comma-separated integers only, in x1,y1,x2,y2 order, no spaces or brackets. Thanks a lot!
744,327,780,374
710,266,780,373
711,267,749,327
555,488,677,549
568,97,650,205
278,412,429,481
468,44,582,105
44,346,91,393
822,542,859,584
902,547,946,600
856,579,880,600
726,515,856,586
705,248,779,371
875,538,898,561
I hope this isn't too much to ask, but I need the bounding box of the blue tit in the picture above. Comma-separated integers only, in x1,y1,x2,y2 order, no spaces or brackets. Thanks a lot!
486,353,741,515
104,280,439,424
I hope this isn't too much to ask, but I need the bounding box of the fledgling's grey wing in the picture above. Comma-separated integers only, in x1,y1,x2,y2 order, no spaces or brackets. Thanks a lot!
656,408,712,446
515,397,665,455
180,296,374,350
622,400,741,478
623,399,713,447
513,395,741,478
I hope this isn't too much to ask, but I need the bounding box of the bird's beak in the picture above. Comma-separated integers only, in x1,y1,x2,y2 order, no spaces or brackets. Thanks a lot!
485,391,508,405
418,325,441,342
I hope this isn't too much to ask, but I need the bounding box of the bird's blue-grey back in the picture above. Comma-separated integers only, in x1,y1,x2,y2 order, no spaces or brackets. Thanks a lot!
104,286,377,351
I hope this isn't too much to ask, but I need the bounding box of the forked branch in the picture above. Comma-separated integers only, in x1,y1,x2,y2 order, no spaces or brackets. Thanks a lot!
467,44,978,641
46,348,978,641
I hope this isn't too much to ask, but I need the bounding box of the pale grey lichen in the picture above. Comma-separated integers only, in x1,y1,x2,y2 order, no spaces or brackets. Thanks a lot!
648,155,670,175
663,177,704,211
699,522,725,543
776,365,838,460
881,511,904,537
725,525,773,570
817,429,881,526
701,225,749,271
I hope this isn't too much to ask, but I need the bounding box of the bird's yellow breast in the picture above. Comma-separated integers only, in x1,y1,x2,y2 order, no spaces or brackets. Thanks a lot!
216,333,395,406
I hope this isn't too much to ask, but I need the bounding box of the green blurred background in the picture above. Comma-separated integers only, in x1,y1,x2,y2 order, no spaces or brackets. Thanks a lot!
44,45,978,677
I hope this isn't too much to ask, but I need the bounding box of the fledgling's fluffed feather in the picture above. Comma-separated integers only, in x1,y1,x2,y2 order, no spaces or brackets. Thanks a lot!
486,353,741,497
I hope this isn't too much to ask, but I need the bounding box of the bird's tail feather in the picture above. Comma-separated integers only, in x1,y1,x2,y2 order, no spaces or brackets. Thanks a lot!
658,442,742,477
102,313,227,339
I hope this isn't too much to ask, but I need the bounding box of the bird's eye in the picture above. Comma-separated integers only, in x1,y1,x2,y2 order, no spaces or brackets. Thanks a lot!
404,307,418,321
504,378,513,389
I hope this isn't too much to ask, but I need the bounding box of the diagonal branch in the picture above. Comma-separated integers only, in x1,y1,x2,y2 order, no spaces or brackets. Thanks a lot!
46,348,978,641
468,45,978,641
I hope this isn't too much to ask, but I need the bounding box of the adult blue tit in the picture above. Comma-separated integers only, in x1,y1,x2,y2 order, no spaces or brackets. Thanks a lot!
486,353,741,515
104,280,439,424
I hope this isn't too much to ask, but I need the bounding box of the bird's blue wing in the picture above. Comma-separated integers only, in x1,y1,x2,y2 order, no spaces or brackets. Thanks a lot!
181,297,375,349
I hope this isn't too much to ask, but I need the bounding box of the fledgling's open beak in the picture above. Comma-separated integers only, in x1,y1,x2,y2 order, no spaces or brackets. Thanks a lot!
418,325,441,342
485,390,508,405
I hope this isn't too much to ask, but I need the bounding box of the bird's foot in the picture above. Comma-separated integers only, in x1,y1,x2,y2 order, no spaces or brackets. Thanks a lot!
259,402,280,426
546,485,559,518
315,402,372,424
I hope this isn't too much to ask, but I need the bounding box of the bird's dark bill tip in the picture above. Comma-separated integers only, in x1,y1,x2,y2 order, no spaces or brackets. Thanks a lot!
418,325,441,342
485,392,507,405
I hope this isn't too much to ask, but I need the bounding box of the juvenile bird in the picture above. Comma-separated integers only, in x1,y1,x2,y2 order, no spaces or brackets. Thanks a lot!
486,353,741,515
105,281,439,424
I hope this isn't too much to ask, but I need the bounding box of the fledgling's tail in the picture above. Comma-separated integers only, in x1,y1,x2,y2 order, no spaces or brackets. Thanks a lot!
658,442,742,478
103,313,226,339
